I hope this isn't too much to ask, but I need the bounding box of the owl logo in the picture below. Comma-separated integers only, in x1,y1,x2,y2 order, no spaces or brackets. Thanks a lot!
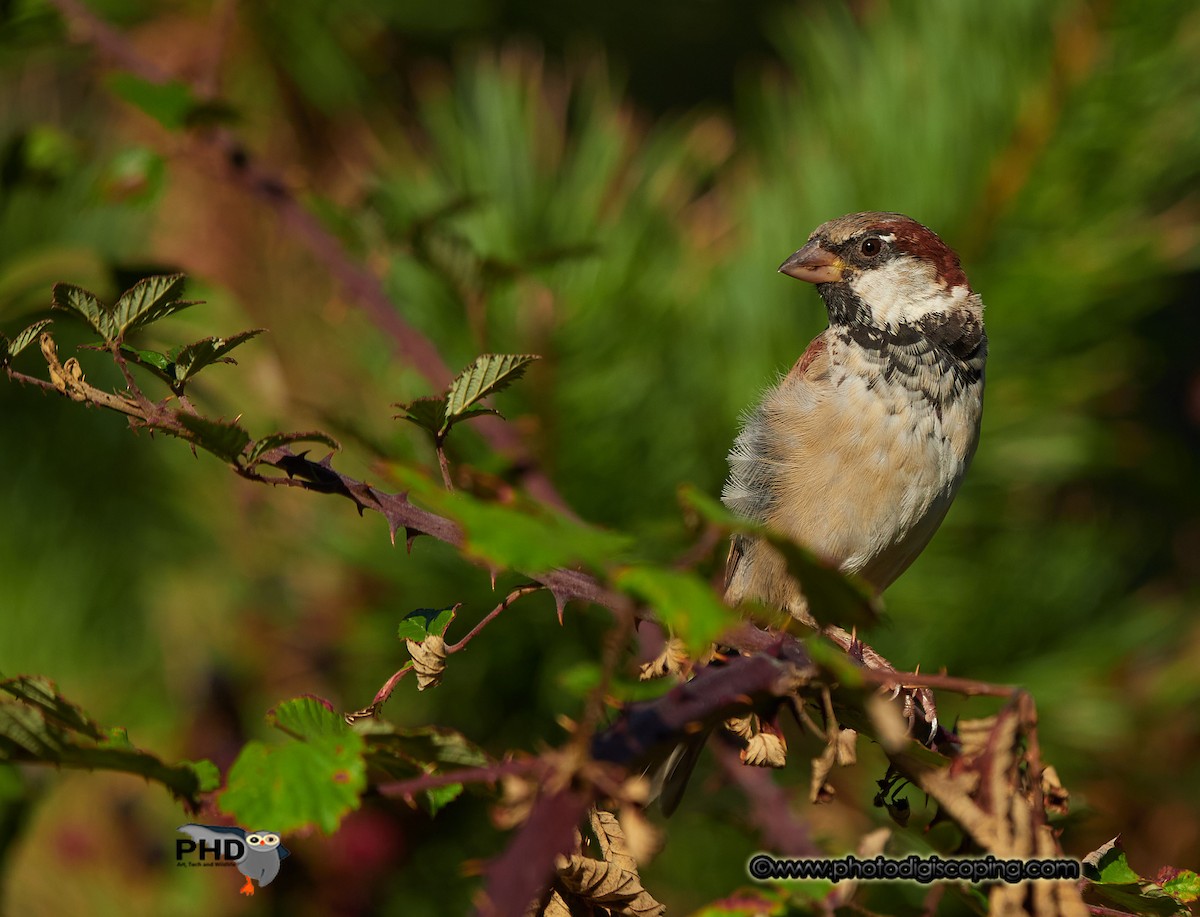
177,824,291,896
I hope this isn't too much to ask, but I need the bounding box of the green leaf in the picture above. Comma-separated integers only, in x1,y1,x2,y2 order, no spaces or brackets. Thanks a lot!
177,413,252,464
1085,838,1143,885
396,606,457,643
221,698,366,834
423,782,463,815
395,396,447,436
442,353,539,433
680,485,879,629
0,675,218,805
117,345,176,387
1163,870,1200,904
168,329,265,387
1083,838,1190,917
268,697,345,741
51,276,199,342
113,274,196,338
51,283,113,339
615,566,737,653
107,73,198,130
395,466,632,574
5,319,52,360
247,430,340,466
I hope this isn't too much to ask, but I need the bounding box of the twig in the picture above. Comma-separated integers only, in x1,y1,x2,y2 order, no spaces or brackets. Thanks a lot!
371,666,410,707
857,668,1016,698
447,585,543,653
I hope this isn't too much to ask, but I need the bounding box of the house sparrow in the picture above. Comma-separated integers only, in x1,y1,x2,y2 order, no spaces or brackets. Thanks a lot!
657,212,985,814
723,211,986,624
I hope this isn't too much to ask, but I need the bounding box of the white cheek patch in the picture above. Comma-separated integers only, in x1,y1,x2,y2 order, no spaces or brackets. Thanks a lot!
849,258,969,329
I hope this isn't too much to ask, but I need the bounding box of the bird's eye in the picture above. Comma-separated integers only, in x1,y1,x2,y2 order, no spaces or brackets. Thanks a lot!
247,834,261,844
860,237,882,257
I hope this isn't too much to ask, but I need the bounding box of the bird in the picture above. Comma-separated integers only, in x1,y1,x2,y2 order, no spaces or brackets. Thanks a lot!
659,211,986,813
722,211,986,624
177,824,290,895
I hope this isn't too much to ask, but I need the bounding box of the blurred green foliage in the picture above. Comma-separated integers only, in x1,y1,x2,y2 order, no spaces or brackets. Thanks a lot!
1,0,1198,913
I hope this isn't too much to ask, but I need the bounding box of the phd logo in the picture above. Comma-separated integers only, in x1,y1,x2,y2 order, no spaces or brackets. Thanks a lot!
176,824,291,896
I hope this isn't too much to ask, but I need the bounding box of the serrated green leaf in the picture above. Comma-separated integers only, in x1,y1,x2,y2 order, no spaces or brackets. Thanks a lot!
177,413,252,464
268,697,344,741
113,274,196,338
52,282,113,338
1083,838,1190,917
1163,870,1200,904
615,566,737,653
0,675,217,805
1,675,105,740
107,73,198,130
443,353,539,432
396,606,457,643
396,396,447,436
246,430,340,466
680,484,879,629
221,698,365,834
51,276,199,341
1085,838,1143,885
169,328,265,387
6,319,52,358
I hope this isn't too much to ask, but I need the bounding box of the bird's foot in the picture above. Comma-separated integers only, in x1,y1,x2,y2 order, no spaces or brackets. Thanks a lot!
239,877,256,896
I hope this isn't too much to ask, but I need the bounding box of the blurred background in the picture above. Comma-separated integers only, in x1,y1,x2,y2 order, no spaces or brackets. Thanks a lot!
1,0,1198,913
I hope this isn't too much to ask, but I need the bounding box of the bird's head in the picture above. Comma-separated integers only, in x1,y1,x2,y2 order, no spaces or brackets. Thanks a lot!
779,212,983,352
246,831,281,850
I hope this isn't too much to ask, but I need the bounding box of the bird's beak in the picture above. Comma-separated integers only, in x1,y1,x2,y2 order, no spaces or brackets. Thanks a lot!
779,241,844,284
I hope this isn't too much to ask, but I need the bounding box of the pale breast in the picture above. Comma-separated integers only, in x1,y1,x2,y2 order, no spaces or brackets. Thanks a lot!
722,329,984,601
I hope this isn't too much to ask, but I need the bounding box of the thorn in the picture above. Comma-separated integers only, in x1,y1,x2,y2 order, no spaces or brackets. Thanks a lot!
405,527,420,554
554,592,567,625
913,662,921,675
489,567,499,590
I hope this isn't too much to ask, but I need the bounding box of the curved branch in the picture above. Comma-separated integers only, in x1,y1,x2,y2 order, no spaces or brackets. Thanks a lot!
44,0,573,513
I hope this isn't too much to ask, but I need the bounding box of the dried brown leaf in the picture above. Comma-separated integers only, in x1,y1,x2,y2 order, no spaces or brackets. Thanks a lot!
742,731,787,768
557,854,643,903
535,888,571,917
590,809,638,875
835,727,858,766
638,638,690,681
405,634,447,690
723,713,756,741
